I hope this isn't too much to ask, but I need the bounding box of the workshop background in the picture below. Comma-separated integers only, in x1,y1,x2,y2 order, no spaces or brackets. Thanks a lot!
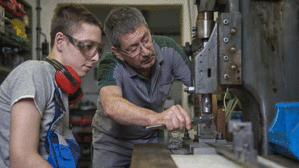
1,0,298,168
0,0,197,167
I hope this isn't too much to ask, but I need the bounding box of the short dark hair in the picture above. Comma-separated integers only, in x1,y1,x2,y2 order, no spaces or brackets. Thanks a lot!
50,3,102,48
104,6,147,49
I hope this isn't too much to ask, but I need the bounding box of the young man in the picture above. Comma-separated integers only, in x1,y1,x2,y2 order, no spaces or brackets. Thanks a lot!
0,4,104,168
92,7,191,167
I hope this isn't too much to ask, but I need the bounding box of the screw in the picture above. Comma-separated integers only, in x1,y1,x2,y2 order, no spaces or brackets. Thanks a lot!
192,33,197,38
231,46,237,52
223,74,229,80
231,28,237,34
224,74,229,80
223,19,229,25
205,102,211,108
223,37,229,43
231,65,236,69
223,56,229,62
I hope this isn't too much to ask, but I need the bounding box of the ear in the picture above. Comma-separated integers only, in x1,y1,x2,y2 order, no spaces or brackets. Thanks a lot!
54,32,66,51
112,46,124,61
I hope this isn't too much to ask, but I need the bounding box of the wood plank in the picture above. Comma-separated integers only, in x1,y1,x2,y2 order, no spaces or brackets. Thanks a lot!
131,143,177,168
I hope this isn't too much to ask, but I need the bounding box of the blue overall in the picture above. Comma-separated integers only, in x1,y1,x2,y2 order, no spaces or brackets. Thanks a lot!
45,84,81,167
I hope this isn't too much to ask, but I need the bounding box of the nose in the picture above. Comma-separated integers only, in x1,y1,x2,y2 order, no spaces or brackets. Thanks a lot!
139,44,150,56
91,52,100,63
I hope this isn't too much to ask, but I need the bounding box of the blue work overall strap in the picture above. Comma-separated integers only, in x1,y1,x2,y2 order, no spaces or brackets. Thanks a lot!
45,84,80,168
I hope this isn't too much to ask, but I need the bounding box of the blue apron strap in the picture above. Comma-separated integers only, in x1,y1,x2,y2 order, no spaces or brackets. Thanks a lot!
44,84,63,166
45,83,80,168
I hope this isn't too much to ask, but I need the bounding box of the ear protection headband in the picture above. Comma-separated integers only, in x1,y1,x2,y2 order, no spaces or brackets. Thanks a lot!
45,57,83,105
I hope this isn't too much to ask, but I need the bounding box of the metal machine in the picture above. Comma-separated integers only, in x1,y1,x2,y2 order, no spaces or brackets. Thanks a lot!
132,0,299,167
182,0,299,165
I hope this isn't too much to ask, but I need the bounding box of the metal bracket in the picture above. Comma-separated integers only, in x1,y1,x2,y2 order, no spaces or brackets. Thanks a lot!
218,12,242,85
211,121,259,167
191,23,218,94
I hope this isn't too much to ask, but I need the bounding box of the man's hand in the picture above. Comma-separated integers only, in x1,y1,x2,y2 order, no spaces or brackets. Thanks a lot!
155,105,192,131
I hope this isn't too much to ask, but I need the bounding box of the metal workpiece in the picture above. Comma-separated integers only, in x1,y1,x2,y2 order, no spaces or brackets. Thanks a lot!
191,23,218,94
218,12,242,85
210,121,258,167
183,139,218,155
198,120,215,139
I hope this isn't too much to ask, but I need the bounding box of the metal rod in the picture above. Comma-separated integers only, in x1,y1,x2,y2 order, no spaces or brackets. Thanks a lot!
36,0,41,60
201,94,212,114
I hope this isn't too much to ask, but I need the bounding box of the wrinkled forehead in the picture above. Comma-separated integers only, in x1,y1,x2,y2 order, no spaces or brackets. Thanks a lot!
118,25,150,47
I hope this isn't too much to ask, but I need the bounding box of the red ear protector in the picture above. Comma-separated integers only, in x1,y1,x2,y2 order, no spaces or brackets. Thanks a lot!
45,57,83,105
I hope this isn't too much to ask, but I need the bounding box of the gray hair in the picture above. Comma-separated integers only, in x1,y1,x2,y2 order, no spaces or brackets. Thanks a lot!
104,7,147,49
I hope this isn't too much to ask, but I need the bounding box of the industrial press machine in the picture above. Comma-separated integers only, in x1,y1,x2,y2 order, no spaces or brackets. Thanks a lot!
132,0,299,167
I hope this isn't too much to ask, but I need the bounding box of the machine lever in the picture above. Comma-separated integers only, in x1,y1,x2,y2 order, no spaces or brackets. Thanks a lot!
146,116,214,130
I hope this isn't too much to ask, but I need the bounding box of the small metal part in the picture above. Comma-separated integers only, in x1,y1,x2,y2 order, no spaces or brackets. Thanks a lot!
231,65,236,69
192,33,197,38
216,133,224,140
223,37,229,43
223,55,229,61
183,128,191,140
201,94,212,114
191,115,214,125
224,74,229,80
231,46,237,52
231,28,237,34
184,86,195,94
223,19,229,25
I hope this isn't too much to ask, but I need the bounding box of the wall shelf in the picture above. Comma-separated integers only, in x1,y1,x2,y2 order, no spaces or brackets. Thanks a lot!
0,0,32,83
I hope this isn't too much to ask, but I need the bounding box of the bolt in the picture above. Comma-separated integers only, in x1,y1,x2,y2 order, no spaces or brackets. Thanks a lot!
192,33,197,38
231,46,237,52
223,56,229,62
231,65,236,69
205,102,211,108
231,28,237,34
243,143,249,149
223,37,229,43
223,19,229,25
184,87,195,94
224,74,229,80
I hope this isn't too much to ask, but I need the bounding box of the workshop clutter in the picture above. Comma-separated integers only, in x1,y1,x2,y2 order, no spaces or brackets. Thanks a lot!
0,0,27,22
70,101,96,167
71,115,93,126
0,0,31,83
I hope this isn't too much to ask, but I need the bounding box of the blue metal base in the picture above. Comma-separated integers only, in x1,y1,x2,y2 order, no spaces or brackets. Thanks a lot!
268,102,299,160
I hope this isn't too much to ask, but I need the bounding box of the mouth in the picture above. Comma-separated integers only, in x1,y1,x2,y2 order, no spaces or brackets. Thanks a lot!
141,54,155,64
84,64,93,71
143,57,152,64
